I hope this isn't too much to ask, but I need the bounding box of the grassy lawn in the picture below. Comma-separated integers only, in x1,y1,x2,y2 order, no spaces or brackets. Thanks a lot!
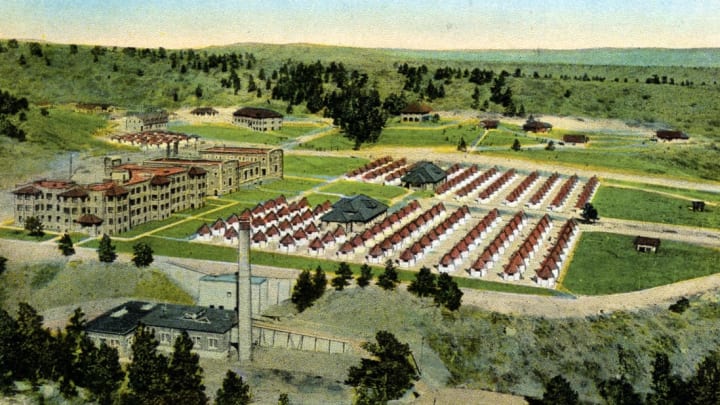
222,188,283,203
593,186,720,229
601,179,720,203
260,178,325,194
563,232,720,295
478,129,543,147
284,155,369,177
155,219,209,239
117,215,185,238
0,228,57,242
319,181,408,204
296,132,356,151
377,122,480,147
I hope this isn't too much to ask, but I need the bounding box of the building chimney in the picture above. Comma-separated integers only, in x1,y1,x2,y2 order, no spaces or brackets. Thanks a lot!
237,218,252,361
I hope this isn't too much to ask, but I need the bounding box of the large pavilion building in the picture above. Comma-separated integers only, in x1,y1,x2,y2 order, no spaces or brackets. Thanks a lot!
232,107,283,132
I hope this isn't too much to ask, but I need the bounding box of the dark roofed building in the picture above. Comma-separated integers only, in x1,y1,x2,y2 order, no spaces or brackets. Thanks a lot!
400,102,432,122
656,130,689,141
190,107,219,116
481,119,499,129
233,107,283,131
85,301,238,358
634,236,661,253
563,134,588,144
123,111,169,132
401,161,447,190
523,116,552,133
321,194,388,231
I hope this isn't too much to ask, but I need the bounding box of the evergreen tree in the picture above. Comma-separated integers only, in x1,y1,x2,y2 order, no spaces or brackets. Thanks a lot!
215,370,252,405
166,331,207,405
531,375,579,405
408,266,437,298
132,242,154,267
470,86,481,109
15,302,53,383
376,260,399,291
0,256,7,276
688,350,720,404
346,331,417,402
97,234,117,263
457,136,467,152
0,308,19,392
58,233,75,256
80,338,124,405
356,264,372,288
195,84,203,98
24,216,44,237
291,269,315,312
545,140,556,151
598,375,642,405
312,265,327,300
647,352,686,405
511,138,522,151
331,262,353,291
435,273,463,311
581,203,599,224
125,324,169,404
277,392,291,404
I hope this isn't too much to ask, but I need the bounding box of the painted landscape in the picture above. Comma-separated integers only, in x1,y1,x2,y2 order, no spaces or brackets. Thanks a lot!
1,6,720,404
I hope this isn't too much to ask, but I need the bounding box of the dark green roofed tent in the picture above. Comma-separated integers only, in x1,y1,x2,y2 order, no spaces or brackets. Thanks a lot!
320,194,388,231
401,161,447,190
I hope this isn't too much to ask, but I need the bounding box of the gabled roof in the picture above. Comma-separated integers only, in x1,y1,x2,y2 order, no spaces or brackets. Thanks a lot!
401,161,447,186
320,194,388,224
12,185,43,195
233,107,283,119
59,187,89,198
401,102,432,114
634,236,661,248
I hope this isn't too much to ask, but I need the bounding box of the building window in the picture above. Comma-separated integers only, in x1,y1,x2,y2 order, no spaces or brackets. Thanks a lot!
208,338,218,349
161,333,171,343
192,336,202,348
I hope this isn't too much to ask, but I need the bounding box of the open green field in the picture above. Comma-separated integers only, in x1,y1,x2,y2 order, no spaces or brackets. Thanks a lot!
169,123,321,146
319,180,408,204
283,155,369,177
479,143,720,181
563,232,720,295
477,129,543,147
592,186,720,229
376,121,480,147
296,132,356,151
0,228,57,242
261,177,325,194
303,193,341,208
601,179,720,203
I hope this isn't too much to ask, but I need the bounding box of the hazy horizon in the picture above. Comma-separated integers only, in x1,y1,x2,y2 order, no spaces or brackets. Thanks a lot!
2,1,719,51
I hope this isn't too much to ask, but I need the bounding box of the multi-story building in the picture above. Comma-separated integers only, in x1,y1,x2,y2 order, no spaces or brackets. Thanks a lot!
144,158,262,197
12,164,207,235
123,111,169,132
199,146,283,179
232,107,283,132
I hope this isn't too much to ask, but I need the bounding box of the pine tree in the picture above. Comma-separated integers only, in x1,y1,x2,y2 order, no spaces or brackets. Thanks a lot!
0,308,19,392
312,265,327,300
277,393,290,405
646,352,686,405
132,242,154,267
97,234,117,263
346,331,417,402
533,375,579,405
24,216,44,237
408,267,437,297
166,331,207,405
511,138,522,151
457,136,467,152
598,375,641,405
435,273,463,311
15,302,53,383
377,260,399,291
125,324,169,403
291,269,315,312
331,262,353,291
356,264,372,288
688,350,720,404
58,233,75,256
81,339,124,405
0,256,7,276
215,370,252,405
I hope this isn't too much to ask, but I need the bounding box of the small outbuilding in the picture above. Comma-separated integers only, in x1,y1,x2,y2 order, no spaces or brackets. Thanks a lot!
400,102,432,122
401,161,447,191
522,116,552,133
480,119,499,130
562,134,588,144
634,236,661,253
656,130,689,141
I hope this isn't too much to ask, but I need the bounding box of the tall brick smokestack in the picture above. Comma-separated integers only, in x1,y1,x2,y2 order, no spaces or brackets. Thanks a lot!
237,217,252,361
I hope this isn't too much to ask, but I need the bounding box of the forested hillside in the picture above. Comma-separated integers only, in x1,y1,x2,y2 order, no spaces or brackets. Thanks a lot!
1,40,720,139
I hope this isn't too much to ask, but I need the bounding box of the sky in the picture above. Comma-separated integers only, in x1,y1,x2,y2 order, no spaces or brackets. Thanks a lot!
2,0,719,50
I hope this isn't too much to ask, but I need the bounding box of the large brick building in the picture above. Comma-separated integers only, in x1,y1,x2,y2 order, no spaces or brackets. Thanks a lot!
12,164,207,235
144,158,262,196
199,146,283,179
